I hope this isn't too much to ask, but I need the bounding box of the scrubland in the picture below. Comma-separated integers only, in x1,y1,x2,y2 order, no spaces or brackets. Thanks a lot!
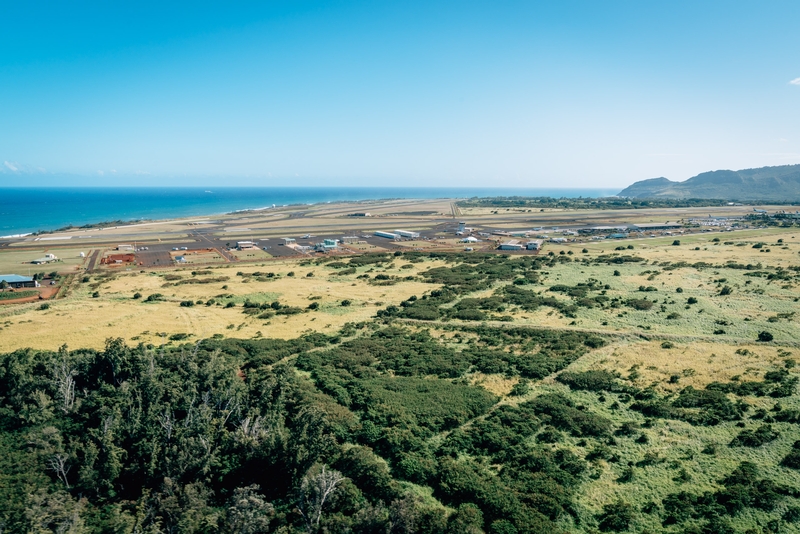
2,226,800,533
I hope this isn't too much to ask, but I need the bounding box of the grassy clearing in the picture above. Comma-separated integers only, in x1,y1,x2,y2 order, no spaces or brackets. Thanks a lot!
229,248,272,260
173,250,227,264
0,257,445,351
0,246,91,274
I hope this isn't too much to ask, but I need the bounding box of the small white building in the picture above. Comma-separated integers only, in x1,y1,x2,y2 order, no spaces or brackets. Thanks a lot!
341,236,360,244
461,236,479,243
281,237,296,245
526,240,543,250
32,253,58,264
237,241,256,250
117,244,134,251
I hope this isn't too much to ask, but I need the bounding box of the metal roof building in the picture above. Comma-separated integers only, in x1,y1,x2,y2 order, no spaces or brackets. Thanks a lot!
0,274,38,288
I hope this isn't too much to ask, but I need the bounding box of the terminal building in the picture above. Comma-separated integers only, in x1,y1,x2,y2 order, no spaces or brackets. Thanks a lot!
630,222,682,231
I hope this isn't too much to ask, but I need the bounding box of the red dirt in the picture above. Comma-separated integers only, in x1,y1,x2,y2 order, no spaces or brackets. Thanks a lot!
0,286,59,305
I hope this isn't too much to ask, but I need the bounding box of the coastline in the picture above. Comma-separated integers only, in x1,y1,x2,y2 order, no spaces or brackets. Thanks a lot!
0,187,620,236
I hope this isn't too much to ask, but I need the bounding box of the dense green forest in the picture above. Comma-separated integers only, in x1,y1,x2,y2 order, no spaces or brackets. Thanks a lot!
2,252,800,533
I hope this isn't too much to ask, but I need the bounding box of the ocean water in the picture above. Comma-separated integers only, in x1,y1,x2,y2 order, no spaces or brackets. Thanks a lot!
0,187,619,236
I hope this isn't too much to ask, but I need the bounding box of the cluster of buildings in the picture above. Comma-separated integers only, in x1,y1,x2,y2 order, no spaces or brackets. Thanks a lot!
374,230,420,240
498,239,542,251
31,253,58,264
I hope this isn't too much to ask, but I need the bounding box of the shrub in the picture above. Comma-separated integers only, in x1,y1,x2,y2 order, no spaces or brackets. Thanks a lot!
782,441,800,469
661,341,674,348
179,300,194,307
557,370,624,392
133,292,142,299
729,424,779,447
758,331,774,342
666,312,680,320
307,302,319,310
672,240,680,246
719,285,733,295
225,301,236,308
597,500,633,532
675,287,683,293
38,303,50,310
276,307,303,315
687,297,698,304
286,271,295,277
626,299,653,311
92,291,100,298
341,299,352,306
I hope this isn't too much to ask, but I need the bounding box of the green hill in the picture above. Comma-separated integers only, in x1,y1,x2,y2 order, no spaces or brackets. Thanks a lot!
619,164,800,200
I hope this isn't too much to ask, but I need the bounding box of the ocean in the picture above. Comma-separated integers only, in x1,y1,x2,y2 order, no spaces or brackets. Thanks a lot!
0,187,620,236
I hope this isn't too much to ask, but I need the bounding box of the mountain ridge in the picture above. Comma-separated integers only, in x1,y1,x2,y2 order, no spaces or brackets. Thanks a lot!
619,164,800,200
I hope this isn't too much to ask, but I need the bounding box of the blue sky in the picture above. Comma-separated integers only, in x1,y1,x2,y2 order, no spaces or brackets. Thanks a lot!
1,1,799,188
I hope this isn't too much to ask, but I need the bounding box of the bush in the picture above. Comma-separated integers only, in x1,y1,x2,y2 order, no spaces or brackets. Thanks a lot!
307,302,319,310
225,301,236,308
597,500,633,532
180,300,194,307
557,370,624,392
38,303,50,310
626,299,653,311
758,331,774,342
672,240,681,246
92,291,100,298
341,299,352,306
145,293,163,302
687,297,698,304
133,292,142,299
729,424,779,447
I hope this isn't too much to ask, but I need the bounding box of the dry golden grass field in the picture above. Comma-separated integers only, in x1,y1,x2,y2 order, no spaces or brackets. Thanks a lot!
0,258,444,352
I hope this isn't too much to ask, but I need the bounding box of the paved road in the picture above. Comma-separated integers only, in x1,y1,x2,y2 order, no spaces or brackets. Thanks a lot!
86,250,101,272
189,229,237,261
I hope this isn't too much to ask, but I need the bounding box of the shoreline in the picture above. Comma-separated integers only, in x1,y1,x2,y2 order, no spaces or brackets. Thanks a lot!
0,187,621,236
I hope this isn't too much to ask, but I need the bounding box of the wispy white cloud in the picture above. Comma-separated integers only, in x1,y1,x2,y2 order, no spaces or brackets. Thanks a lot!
4,161,18,172
791,77,800,85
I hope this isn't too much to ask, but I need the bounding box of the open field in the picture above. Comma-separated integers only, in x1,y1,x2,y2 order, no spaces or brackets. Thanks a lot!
0,246,91,274
228,247,272,260
0,257,445,351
